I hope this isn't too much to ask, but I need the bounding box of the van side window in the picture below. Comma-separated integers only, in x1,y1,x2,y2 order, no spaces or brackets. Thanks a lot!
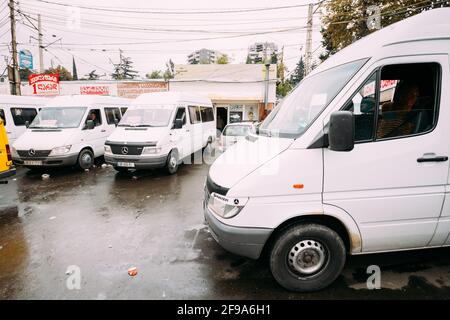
105,107,121,124
121,107,128,115
342,62,440,142
200,107,214,122
174,107,186,125
188,106,201,124
376,63,439,139
0,109,5,125
343,73,377,142
86,109,102,126
10,108,37,126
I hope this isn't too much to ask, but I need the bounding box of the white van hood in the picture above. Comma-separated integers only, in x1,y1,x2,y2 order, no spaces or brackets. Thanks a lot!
209,135,293,189
13,128,78,150
107,127,168,144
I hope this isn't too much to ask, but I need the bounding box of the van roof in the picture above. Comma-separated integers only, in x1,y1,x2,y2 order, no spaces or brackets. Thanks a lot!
312,8,450,76
134,91,212,106
0,94,50,105
44,95,131,107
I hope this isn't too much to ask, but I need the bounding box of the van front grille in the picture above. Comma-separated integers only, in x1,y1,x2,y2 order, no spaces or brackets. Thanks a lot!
109,145,144,156
17,150,51,158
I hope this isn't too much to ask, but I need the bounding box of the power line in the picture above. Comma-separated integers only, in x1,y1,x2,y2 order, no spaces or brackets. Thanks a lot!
33,0,322,15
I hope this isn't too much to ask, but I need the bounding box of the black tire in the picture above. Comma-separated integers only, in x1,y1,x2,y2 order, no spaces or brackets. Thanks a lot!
113,166,129,173
77,149,94,170
269,223,346,292
165,150,178,174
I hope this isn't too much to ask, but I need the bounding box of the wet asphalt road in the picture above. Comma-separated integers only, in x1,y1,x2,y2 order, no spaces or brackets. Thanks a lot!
1,159,450,299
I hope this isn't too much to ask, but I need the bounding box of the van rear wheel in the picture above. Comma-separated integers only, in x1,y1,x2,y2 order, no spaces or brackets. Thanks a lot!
165,150,178,174
269,223,346,292
77,149,94,170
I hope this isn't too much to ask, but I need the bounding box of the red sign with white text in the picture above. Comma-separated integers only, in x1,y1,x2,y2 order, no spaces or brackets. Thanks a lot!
28,74,60,96
80,85,110,95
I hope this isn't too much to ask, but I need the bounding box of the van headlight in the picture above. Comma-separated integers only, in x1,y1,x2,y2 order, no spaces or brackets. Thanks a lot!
142,146,161,154
49,145,71,156
104,145,112,153
207,193,249,219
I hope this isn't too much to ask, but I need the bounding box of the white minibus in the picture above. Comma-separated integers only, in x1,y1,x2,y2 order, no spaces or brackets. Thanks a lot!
12,95,131,170
204,8,450,292
105,92,215,174
0,94,48,144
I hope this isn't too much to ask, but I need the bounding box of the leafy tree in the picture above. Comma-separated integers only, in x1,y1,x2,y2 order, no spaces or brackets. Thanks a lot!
72,57,78,80
86,70,100,80
289,56,305,87
146,70,163,79
164,59,175,80
320,0,450,61
217,54,229,64
44,65,72,81
112,50,139,80
19,68,34,81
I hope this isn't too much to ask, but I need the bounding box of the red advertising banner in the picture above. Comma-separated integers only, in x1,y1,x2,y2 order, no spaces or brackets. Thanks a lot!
80,85,110,95
28,74,60,96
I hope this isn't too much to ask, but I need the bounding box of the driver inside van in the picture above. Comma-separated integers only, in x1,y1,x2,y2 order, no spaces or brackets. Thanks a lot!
86,111,100,126
376,82,420,139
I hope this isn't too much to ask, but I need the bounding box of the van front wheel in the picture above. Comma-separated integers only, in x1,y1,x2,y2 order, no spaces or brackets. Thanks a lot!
269,223,346,292
77,149,94,170
165,150,178,174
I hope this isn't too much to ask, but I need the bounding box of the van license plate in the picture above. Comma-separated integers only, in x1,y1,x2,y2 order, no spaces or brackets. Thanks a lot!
24,160,42,166
117,162,135,168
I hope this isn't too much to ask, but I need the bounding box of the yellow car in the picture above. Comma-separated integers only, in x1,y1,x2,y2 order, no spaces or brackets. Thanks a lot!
0,119,15,180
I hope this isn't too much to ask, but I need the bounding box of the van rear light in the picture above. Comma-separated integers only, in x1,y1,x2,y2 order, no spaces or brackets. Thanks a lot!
5,144,11,161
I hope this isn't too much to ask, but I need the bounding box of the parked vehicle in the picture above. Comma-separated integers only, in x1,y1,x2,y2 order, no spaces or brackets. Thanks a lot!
11,95,130,170
0,94,48,144
218,122,255,152
0,118,15,180
104,92,215,174
204,9,450,292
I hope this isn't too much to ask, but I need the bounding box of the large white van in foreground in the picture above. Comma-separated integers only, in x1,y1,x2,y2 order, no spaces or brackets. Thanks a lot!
12,95,130,169
0,94,48,144
204,8,450,292
105,92,215,174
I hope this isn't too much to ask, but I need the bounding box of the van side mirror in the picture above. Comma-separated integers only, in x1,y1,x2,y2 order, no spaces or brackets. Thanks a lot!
174,118,183,129
328,111,354,152
25,120,30,128
114,118,119,127
85,120,95,130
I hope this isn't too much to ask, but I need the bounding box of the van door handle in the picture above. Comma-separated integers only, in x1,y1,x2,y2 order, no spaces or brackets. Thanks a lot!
101,129,106,132
417,156,448,163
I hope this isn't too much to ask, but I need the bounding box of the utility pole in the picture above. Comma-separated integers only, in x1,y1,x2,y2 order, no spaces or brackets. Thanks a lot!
304,3,314,77
8,0,21,95
38,14,44,73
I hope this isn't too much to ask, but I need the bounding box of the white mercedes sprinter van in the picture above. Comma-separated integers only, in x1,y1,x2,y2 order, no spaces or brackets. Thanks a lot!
204,8,450,292
105,92,215,174
0,94,48,144
12,95,131,170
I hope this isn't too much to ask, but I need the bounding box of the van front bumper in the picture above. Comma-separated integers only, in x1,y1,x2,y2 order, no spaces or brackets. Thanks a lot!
12,154,78,167
104,154,168,169
204,205,272,260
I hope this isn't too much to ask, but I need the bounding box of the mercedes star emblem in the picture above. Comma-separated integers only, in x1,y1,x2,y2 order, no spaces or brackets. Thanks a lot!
121,146,129,155
28,149,36,156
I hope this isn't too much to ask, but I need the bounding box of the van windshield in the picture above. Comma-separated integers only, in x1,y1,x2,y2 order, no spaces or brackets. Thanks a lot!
30,107,87,129
259,59,368,138
119,108,173,127
223,125,251,136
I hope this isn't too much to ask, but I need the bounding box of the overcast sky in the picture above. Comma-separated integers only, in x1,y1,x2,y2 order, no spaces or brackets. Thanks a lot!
0,0,324,79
